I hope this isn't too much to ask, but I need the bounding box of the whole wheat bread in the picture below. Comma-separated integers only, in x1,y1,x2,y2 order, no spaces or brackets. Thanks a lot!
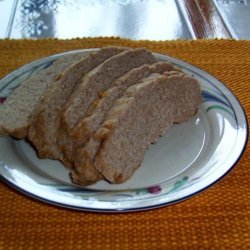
56,48,156,167
59,62,175,168
73,72,201,185
70,64,179,185
0,46,202,187
0,52,88,138
28,46,127,159
71,72,183,185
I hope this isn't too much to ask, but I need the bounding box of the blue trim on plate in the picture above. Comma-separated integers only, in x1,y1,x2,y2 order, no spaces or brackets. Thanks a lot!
174,60,239,126
202,90,233,109
0,60,57,92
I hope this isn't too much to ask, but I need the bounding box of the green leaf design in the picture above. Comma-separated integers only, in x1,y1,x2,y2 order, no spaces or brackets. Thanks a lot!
167,176,189,194
206,105,234,118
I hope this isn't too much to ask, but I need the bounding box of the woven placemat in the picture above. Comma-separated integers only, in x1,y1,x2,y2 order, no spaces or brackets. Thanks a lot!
0,38,249,250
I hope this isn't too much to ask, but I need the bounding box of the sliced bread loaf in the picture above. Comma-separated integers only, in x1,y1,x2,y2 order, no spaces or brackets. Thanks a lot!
72,72,201,185
28,46,127,159
71,71,184,185
70,64,179,186
56,48,156,167
0,51,88,138
59,62,175,168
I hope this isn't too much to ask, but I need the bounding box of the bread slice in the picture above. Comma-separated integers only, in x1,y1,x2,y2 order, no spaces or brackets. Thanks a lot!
0,51,88,138
59,62,176,168
28,46,127,159
72,72,201,185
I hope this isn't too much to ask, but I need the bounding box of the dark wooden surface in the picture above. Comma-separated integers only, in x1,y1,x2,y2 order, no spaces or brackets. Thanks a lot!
178,0,233,39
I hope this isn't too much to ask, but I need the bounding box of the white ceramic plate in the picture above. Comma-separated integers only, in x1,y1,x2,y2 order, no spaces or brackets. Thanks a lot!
0,49,248,212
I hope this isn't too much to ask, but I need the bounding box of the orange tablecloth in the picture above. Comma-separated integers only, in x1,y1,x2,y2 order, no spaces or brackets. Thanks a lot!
0,38,249,250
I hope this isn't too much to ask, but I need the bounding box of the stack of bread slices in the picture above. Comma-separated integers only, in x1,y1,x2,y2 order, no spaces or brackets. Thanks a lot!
0,47,202,186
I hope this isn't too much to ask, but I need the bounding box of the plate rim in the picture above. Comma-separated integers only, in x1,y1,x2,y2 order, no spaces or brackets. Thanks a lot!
0,48,248,212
